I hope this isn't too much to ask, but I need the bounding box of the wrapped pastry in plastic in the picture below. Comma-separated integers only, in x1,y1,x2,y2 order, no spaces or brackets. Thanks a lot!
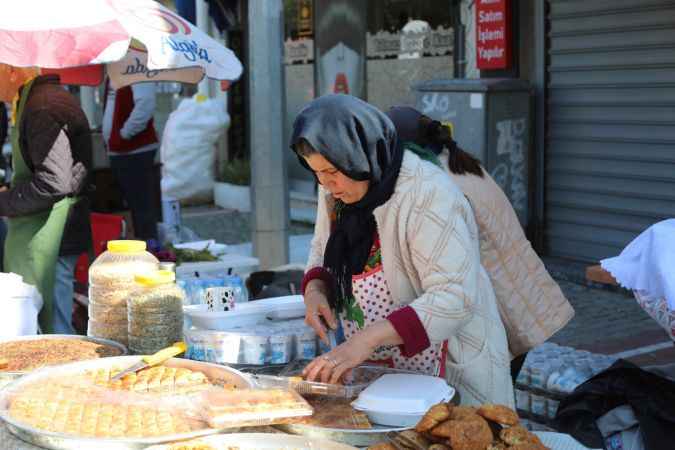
199,388,313,428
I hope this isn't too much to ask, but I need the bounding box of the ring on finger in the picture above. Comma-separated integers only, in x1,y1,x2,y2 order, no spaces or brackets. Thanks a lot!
322,356,338,366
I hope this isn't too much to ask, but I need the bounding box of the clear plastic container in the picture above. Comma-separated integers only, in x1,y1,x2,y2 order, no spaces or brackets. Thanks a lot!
127,270,184,354
88,240,159,346
515,389,530,413
202,388,313,428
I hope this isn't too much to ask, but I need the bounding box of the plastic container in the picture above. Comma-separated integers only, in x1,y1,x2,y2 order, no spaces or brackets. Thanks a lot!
203,388,313,428
243,334,269,365
88,240,159,346
351,374,454,427
530,394,547,417
185,295,305,331
127,270,184,354
269,334,294,364
515,389,530,413
295,330,318,360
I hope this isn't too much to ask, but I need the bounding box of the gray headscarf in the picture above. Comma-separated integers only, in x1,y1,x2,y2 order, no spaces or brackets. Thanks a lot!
290,94,403,312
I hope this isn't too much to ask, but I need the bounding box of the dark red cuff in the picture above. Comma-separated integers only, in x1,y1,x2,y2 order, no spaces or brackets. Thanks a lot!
387,306,430,357
301,266,334,295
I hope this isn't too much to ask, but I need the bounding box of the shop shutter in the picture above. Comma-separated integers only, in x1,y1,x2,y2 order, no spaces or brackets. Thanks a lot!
545,0,675,261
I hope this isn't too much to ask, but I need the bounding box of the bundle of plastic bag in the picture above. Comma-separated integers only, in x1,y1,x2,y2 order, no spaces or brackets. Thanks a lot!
160,94,230,204
0,273,43,337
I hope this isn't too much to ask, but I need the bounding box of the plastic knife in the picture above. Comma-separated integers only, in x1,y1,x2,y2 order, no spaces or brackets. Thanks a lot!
110,342,187,381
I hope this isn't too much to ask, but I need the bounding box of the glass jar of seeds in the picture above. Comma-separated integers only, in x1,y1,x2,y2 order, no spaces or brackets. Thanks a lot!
127,270,185,354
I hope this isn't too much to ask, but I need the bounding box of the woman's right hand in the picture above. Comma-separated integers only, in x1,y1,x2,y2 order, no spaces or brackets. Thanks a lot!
303,279,337,345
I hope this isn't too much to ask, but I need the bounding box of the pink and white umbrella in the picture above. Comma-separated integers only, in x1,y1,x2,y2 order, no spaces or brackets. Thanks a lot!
0,0,242,88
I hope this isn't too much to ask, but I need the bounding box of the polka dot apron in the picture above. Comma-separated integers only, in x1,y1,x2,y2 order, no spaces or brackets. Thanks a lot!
339,235,447,376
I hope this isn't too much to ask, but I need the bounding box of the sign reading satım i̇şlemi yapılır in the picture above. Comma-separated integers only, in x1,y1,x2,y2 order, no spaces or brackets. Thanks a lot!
475,0,511,70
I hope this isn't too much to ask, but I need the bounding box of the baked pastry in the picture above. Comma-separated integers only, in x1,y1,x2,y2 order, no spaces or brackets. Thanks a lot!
500,425,544,446
448,405,481,421
205,389,312,428
9,384,195,438
487,442,508,450
366,444,397,450
0,338,122,372
299,396,371,429
477,403,520,426
443,417,493,450
78,366,211,394
397,429,431,448
6,365,216,439
415,402,451,432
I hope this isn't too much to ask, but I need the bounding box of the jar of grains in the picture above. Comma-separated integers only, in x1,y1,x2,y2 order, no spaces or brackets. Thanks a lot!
88,240,159,346
127,270,185,354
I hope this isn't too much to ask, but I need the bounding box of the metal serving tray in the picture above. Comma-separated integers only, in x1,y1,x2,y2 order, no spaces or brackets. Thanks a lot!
0,356,254,450
0,334,128,389
277,423,412,447
146,432,358,450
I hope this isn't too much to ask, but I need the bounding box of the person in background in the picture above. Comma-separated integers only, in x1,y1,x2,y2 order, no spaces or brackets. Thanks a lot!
295,95,514,407
102,80,159,241
0,65,92,334
385,106,575,382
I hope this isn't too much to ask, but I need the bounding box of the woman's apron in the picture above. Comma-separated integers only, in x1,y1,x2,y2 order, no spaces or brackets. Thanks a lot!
340,239,447,375
3,78,78,333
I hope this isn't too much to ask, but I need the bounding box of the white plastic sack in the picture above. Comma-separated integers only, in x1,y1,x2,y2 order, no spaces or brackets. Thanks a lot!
160,95,230,203
0,273,43,337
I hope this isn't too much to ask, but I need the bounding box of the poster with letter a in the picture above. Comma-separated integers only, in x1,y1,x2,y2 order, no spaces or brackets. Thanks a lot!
314,0,367,99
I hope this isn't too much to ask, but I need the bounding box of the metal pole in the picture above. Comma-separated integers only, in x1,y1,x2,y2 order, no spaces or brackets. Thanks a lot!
196,0,211,97
247,0,289,269
533,0,547,252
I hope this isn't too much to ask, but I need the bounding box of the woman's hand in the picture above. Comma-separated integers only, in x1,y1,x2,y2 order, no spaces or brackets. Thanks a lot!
303,332,377,384
303,279,337,345
303,320,404,384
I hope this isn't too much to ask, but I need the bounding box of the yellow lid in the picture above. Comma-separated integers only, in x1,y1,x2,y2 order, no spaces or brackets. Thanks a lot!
107,240,147,253
134,270,175,286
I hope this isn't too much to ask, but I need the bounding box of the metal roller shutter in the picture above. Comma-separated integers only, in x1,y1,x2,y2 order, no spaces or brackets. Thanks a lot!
545,0,675,261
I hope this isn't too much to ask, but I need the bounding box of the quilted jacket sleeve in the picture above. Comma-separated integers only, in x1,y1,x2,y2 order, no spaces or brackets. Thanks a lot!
402,183,481,343
0,109,85,217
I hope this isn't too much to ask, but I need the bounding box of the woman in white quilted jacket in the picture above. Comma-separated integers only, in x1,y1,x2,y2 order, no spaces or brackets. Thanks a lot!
385,106,575,382
294,94,514,407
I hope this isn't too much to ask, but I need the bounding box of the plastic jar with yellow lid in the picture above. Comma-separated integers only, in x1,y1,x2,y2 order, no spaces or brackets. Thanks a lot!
88,240,159,346
127,270,185,355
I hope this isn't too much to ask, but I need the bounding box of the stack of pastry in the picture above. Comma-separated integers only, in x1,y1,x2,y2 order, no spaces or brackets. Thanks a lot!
6,365,215,439
204,388,313,428
368,404,549,450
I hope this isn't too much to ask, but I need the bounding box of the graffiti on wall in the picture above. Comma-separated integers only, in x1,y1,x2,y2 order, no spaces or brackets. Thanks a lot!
420,92,457,121
491,117,527,214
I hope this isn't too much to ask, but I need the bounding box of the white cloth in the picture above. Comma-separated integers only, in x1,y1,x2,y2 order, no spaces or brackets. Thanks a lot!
0,272,43,337
102,82,158,156
307,151,514,408
601,219,675,310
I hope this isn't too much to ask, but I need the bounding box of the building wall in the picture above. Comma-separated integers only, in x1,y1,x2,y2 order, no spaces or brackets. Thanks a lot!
366,56,454,112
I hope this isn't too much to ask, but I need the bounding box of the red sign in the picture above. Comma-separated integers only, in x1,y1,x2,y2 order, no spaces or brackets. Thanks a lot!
475,0,511,70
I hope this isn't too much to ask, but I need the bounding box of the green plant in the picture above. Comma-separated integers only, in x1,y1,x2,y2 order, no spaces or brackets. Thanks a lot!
219,158,251,186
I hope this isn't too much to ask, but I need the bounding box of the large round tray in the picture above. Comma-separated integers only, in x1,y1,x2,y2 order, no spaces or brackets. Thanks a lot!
0,334,128,389
146,432,358,450
277,423,411,447
0,356,254,450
